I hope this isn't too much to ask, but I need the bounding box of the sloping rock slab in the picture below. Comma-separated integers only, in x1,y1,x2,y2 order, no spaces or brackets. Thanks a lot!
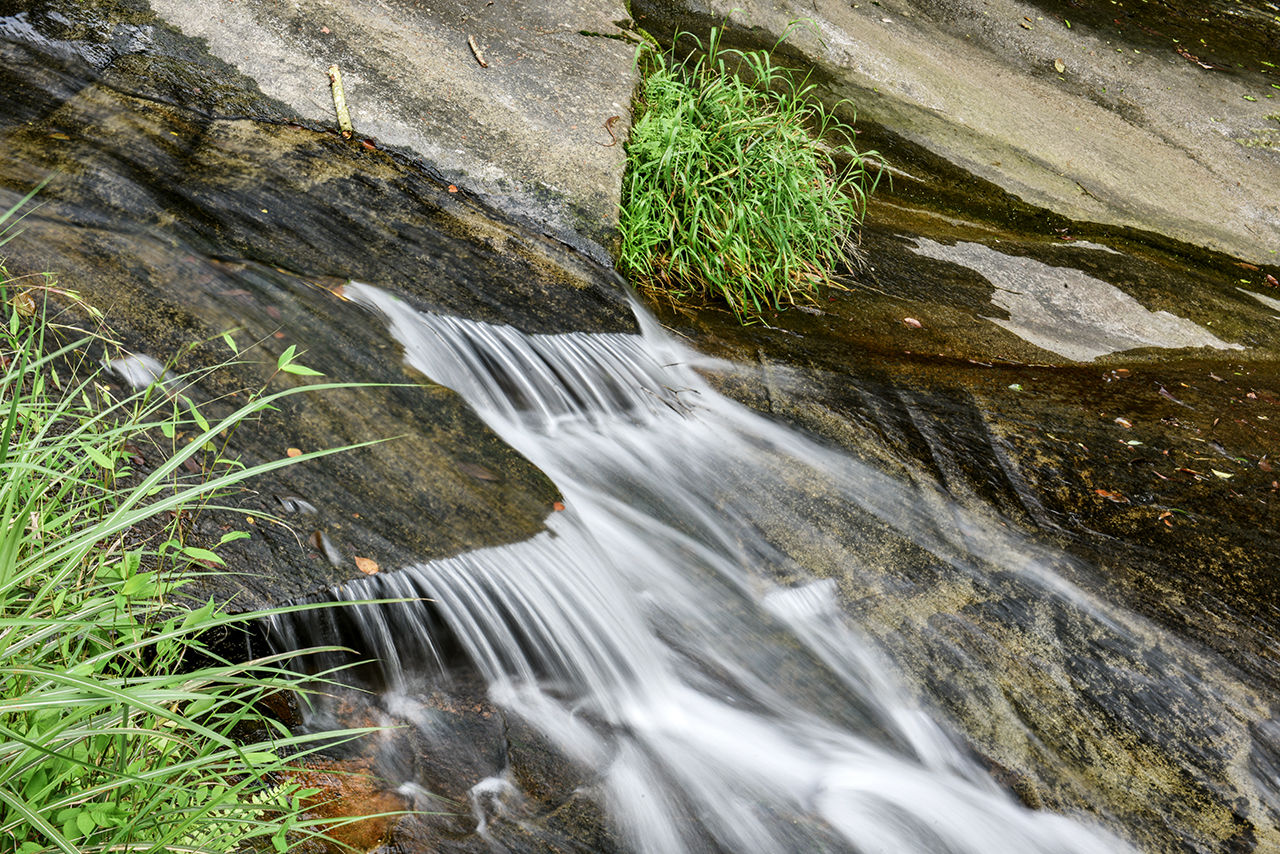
0,31,634,607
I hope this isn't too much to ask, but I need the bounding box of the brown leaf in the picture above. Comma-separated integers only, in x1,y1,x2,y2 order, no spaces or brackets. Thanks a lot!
1267,274,1280,288
1237,262,1260,271
10,291,35,317
1094,488,1129,503
448,185,459,193
355,556,379,575
286,447,303,458
552,501,566,511
1175,45,1214,68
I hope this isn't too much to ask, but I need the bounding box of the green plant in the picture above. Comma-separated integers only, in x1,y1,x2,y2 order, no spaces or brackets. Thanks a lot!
619,26,881,322
0,258,381,852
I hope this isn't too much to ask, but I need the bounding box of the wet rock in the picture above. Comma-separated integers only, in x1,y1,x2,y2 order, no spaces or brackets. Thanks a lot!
288,756,408,854
0,30,634,607
652,208,1280,851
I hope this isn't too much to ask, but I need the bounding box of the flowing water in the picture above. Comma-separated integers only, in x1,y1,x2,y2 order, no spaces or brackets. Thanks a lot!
267,282,1280,853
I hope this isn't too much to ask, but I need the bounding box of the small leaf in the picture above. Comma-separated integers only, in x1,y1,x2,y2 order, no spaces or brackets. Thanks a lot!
182,600,218,631
122,572,155,596
1054,58,1065,73
181,546,226,565
160,420,176,439
1212,469,1233,479
279,362,324,376
1095,488,1129,503
1008,383,1023,391
188,404,210,433
277,344,298,370
221,331,238,354
85,445,116,472
355,556,379,574
219,530,252,544
286,447,303,458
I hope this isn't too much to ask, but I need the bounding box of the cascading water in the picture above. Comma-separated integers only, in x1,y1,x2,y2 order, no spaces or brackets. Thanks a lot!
269,283,1272,853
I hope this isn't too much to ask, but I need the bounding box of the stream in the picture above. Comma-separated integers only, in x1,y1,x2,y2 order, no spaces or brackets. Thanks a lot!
270,284,1274,853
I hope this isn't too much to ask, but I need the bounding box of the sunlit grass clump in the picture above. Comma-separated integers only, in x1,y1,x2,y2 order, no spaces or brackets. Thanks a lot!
619,28,880,322
0,190,376,852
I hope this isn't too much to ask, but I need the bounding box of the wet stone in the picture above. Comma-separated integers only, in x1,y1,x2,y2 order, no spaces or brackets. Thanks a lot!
0,33,634,607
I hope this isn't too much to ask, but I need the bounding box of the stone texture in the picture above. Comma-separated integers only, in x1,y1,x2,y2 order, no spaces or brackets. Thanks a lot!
146,0,640,256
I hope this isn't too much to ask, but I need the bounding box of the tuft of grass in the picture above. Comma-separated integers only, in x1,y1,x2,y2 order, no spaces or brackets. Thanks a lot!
619,26,881,322
0,233,385,851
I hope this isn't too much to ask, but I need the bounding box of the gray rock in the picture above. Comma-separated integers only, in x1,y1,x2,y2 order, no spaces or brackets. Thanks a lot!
147,0,641,256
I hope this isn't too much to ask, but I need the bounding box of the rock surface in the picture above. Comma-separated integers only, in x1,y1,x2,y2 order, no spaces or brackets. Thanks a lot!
146,0,640,256
0,13,635,607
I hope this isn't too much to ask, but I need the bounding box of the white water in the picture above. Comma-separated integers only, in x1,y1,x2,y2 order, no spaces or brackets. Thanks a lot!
279,283,1148,853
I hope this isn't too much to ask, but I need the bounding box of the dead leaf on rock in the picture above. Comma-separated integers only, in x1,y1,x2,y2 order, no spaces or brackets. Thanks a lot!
10,291,35,317
552,501,565,512
355,556,379,575
1054,58,1065,73
286,447,303,458
1095,488,1129,503
903,317,923,328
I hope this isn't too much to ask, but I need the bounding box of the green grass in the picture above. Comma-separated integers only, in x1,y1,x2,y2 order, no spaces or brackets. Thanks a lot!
619,26,881,322
0,201,386,852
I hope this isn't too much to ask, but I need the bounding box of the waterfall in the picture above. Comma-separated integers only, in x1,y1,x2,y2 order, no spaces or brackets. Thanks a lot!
272,282,1149,853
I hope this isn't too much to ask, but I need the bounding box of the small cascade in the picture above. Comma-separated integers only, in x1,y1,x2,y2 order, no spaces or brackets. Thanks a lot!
268,283,1272,853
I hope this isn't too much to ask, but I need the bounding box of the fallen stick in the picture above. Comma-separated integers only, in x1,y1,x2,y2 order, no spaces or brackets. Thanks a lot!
327,64,354,138
468,35,489,68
